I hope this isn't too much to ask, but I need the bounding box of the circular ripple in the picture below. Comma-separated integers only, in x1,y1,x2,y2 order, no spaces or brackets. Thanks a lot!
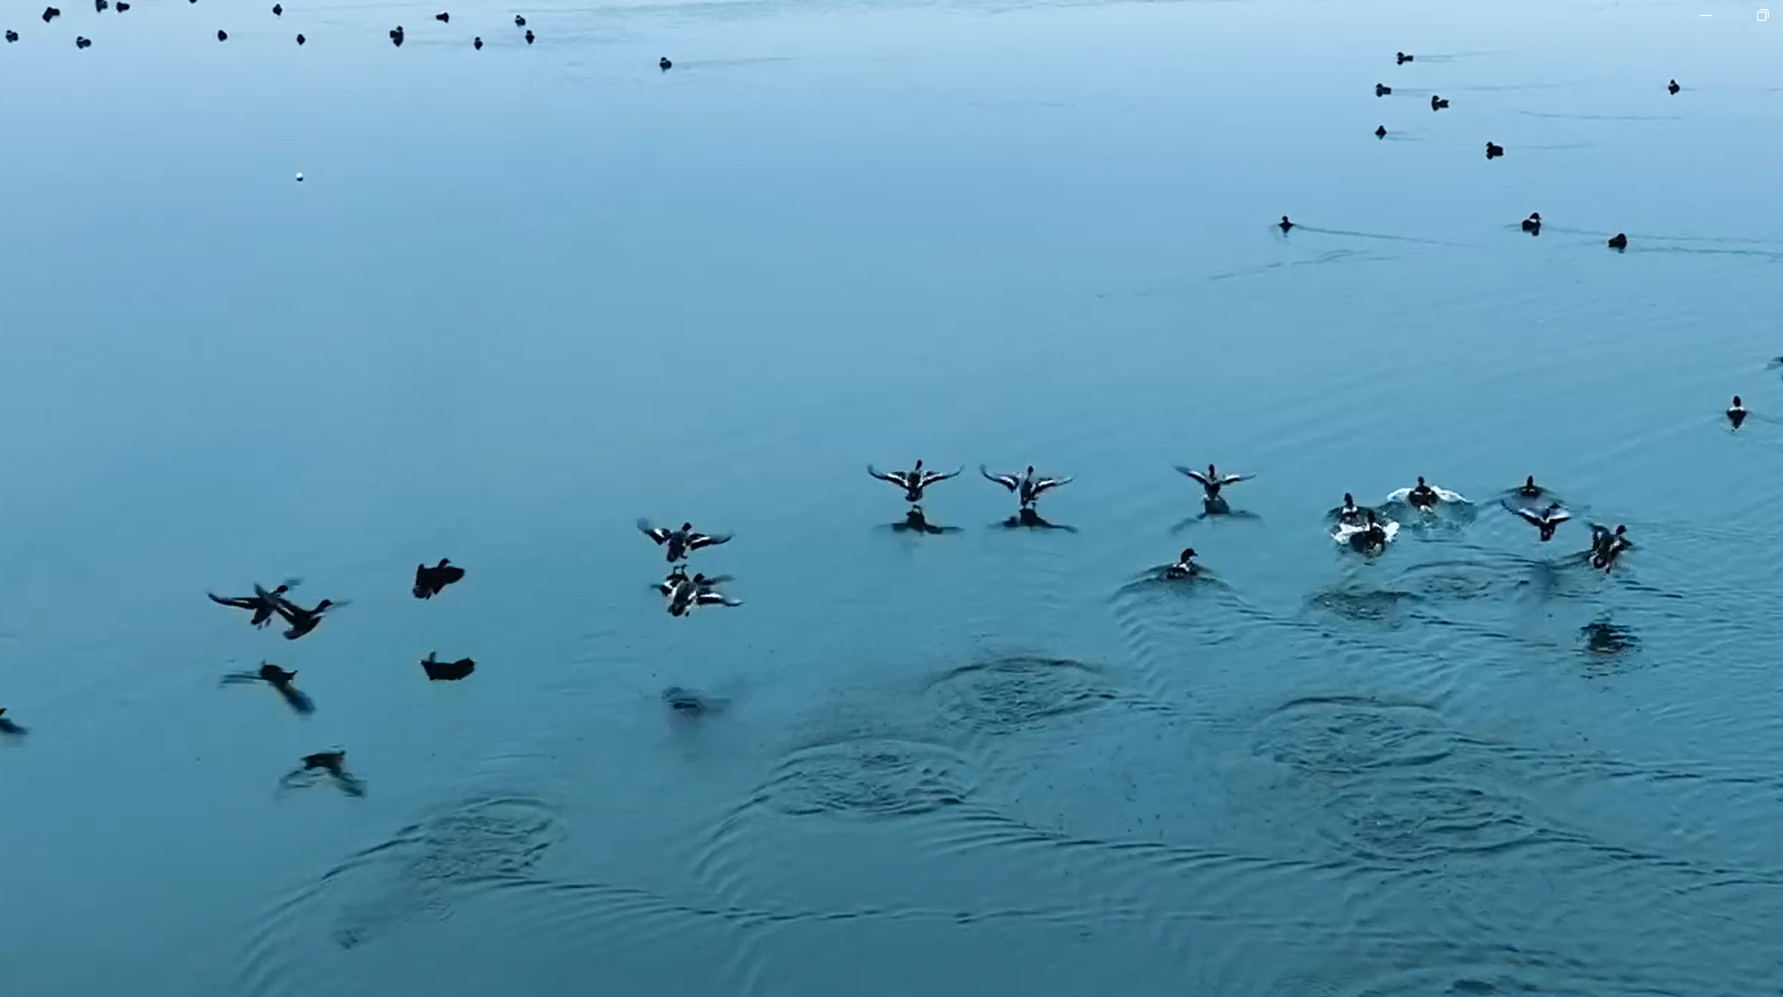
760,737,973,819
926,655,1117,734
1309,588,1422,623
1397,561,1501,601
1318,776,1538,863
1253,696,1455,775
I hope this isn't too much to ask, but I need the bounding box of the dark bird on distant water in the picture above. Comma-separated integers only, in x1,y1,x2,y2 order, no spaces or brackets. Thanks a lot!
295,32,304,44
514,14,526,25
42,6,60,22
1517,475,1545,498
657,568,742,616
1431,95,1449,110
1485,141,1504,159
208,582,294,628
1608,232,1627,250
274,595,338,640
1511,502,1572,541
390,25,404,46
217,29,227,40
1333,492,1370,526
1278,215,1293,232
660,56,672,70
272,3,281,13
1375,83,1391,96
281,749,364,795
0,708,26,736
420,652,476,681
1668,79,1680,94
474,36,482,49
1375,125,1387,138
115,1,128,9
4,30,17,42
435,11,449,22
95,0,107,12
1521,212,1541,234
1396,51,1413,64
74,34,89,47
868,459,962,503
413,558,466,599
524,29,534,43
982,464,1072,509
1728,395,1747,429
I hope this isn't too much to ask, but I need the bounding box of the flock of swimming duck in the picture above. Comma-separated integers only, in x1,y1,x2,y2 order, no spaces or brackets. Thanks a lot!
1275,51,1686,250
7,2,672,65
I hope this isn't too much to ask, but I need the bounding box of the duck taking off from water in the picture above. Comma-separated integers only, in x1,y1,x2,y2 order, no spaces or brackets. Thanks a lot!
281,749,364,796
1728,395,1747,429
1589,524,1631,571
273,595,338,640
981,465,1072,509
867,460,962,503
1511,502,1572,541
657,568,741,616
1388,476,1465,512
413,558,466,599
1176,463,1255,499
208,582,295,628
420,652,476,681
1334,508,1397,553
638,520,733,562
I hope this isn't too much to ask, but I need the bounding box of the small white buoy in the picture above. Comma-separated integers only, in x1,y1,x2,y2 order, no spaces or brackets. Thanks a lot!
295,172,304,182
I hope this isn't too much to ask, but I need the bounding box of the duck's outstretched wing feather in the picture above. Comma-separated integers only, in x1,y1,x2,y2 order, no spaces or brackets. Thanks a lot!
1548,508,1573,525
1175,466,1214,487
208,593,258,609
1510,507,1545,527
981,465,1019,491
637,518,671,544
920,466,963,485
1031,476,1073,496
867,465,905,486
1220,473,1256,486
687,532,732,550
695,592,743,607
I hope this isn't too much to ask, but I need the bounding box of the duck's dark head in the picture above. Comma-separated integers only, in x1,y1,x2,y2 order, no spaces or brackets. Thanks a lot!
914,459,923,471
313,599,334,611
1530,213,1541,222
1343,492,1354,506
1417,476,1427,486
680,522,692,531
438,557,452,567
1615,525,1627,536
1732,396,1743,407
272,584,289,595
1025,465,1035,475
1525,475,1536,487
1180,548,1197,560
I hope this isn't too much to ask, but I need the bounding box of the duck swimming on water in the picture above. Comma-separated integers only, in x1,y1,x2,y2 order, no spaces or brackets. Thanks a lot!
1608,233,1628,250
981,465,1072,509
420,652,476,681
1485,142,1504,159
1589,524,1630,571
1521,212,1541,234
474,36,482,48
42,7,60,23
1375,83,1392,96
1334,508,1397,553
1516,475,1545,498
1511,502,1571,541
1278,215,1294,232
868,460,962,503
638,520,733,562
1388,476,1466,511
1396,51,1413,64
4,30,17,41
1668,79,1680,94
1332,492,1371,526
1165,548,1200,579
660,56,672,70
74,35,90,47
389,25,404,46
1375,125,1387,138
515,14,526,25
413,558,466,599
1431,95,1449,110
1727,395,1747,429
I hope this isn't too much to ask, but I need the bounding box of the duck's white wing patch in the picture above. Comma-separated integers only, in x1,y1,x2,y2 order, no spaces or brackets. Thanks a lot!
1510,507,1543,526
980,465,1019,491
1383,487,1413,502
1548,509,1573,524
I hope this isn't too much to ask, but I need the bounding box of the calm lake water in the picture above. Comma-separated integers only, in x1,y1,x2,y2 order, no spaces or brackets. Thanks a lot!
4,0,1783,993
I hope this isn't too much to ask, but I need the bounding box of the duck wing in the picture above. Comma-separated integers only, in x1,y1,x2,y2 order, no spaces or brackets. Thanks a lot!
686,531,732,550
636,518,672,545
1510,506,1545,527
919,466,963,485
208,593,259,610
980,465,1020,491
695,591,743,607
1174,466,1214,487
1547,508,1573,525
1219,473,1256,486
866,465,908,487
1029,475,1072,496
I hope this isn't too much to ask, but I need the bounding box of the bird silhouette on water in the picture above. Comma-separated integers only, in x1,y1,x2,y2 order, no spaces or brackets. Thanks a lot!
473,36,482,49
281,750,364,796
1485,141,1504,159
1608,232,1628,250
514,14,526,25
412,558,466,599
95,0,107,11
868,459,962,503
217,29,227,41
1668,79,1681,94
1728,395,1747,429
524,29,534,43
0,708,26,737
1375,83,1391,96
420,652,476,681
1375,125,1387,138
1431,94,1449,110
1510,502,1572,541
1521,212,1541,234
74,34,89,46
272,3,281,14
389,25,404,46
42,6,60,23
115,1,128,9
295,33,304,44
4,30,18,42
221,663,314,715
435,11,449,22
660,56,672,70
1278,215,1293,232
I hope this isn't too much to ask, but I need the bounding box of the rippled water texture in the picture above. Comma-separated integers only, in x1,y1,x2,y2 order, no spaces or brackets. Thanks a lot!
4,0,1783,992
